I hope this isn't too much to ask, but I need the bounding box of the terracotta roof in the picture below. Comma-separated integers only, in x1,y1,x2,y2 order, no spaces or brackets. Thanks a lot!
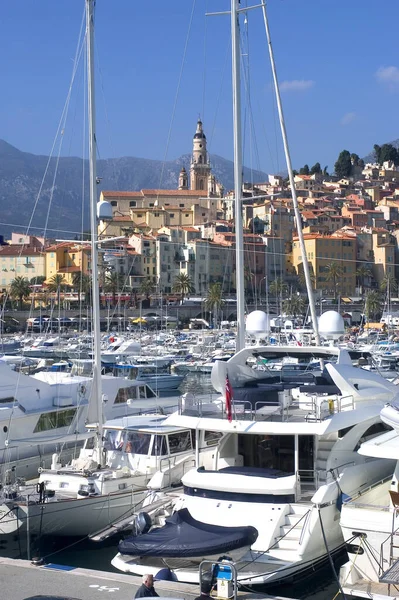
102,191,142,198
141,189,204,197
58,266,81,273
0,245,44,256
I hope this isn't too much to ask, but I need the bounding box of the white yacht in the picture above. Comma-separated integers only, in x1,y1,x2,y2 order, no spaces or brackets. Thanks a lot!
0,358,178,480
0,414,213,537
339,402,399,599
113,363,186,392
111,344,399,587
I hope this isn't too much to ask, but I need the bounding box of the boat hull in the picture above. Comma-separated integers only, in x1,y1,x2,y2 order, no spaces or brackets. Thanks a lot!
0,488,147,537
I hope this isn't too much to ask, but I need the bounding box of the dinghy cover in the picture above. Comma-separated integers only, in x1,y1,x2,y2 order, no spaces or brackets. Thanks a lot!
118,508,258,557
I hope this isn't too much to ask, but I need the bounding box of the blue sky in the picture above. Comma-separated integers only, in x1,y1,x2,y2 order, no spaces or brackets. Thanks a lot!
1,0,399,177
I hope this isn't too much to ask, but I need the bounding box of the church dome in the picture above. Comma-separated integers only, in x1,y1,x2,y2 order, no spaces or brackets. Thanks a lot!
194,119,206,139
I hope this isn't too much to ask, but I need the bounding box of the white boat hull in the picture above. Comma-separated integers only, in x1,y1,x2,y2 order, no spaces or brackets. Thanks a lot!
0,488,148,537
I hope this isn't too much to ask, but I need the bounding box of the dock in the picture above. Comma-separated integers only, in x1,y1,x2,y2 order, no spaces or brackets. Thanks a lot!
0,557,297,600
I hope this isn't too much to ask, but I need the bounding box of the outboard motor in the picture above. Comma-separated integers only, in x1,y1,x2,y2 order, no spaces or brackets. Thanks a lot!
132,511,152,536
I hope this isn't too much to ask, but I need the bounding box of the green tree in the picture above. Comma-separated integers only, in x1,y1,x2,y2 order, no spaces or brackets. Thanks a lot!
10,276,31,310
310,162,321,175
269,277,288,313
356,264,372,295
323,165,329,176
365,290,383,322
47,274,69,307
282,294,305,319
72,272,91,306
204,282,224,328
374,144,381,164
30,275,46,286
299,164,310,175
350,153,360,166
379,144,399,165
325,262,343,300
104,271,124,307
140,278,156,301
381,273,398,295
172,273,195,304
334,150,352,179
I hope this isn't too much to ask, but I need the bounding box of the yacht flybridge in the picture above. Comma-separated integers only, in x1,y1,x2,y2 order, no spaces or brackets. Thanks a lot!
112,344,399,586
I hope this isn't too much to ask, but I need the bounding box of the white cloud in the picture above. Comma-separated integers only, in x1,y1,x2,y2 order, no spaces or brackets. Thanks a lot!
340,112,356,125
375,66,399,87
279,79,314,92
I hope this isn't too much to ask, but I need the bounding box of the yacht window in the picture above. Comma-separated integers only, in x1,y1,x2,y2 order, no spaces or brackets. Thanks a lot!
354,422,392,451
104,429,125,451
115,386,137,403
126,431,151,454
145,385,156,398
34,408,77,433
0,397,16,404
151,435,167,455
168,431,192,454
338,426,354,439
85,436,95,450
204,431,223,446
139,386,147,399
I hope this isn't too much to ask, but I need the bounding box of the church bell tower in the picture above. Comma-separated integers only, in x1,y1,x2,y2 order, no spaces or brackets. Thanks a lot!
190,119,211,192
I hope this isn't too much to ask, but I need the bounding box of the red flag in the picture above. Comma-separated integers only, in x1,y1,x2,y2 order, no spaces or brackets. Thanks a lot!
225,375,233,423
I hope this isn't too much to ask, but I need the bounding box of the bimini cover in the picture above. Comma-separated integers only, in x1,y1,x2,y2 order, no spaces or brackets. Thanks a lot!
118,508,258,558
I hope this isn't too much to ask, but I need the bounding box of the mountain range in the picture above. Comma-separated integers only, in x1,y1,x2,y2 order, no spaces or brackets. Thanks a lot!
0,140,267,239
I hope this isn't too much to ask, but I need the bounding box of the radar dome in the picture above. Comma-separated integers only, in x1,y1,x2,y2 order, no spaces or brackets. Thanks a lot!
318,311,345,340
97,199,113,221
246,311,270,336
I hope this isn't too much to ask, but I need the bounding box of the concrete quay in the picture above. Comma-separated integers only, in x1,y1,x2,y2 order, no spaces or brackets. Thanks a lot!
0,557,297,600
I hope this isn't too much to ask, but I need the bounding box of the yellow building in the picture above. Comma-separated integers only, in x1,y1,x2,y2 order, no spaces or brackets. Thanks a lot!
371,229,396,285
45,242,91,286
0,245,46,291
292,233,357,296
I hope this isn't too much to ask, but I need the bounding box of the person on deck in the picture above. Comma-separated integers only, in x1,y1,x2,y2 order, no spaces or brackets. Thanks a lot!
134,574,159,598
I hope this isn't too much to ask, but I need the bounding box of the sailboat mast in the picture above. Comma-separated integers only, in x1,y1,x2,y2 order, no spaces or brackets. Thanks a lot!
86,0,104,462
261,1,321,345
231,0,245,351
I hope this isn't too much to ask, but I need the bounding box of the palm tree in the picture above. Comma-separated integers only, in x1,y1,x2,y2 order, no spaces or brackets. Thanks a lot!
47,274,69,307
364,290,383,322
269,277,288,314
72,272,91,306
204,282,224,328
172,273,195,305
104,271,124,307
381,273,398,296
282,294,305,320
10,276,31,310
356,264,372,295
140,278,156,302
30,275,46,286
298,269,316,292
325,262,343,301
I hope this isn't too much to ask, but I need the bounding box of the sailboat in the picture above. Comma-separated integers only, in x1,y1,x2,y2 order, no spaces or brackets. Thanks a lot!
111,0,399,587
0,0,184,540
